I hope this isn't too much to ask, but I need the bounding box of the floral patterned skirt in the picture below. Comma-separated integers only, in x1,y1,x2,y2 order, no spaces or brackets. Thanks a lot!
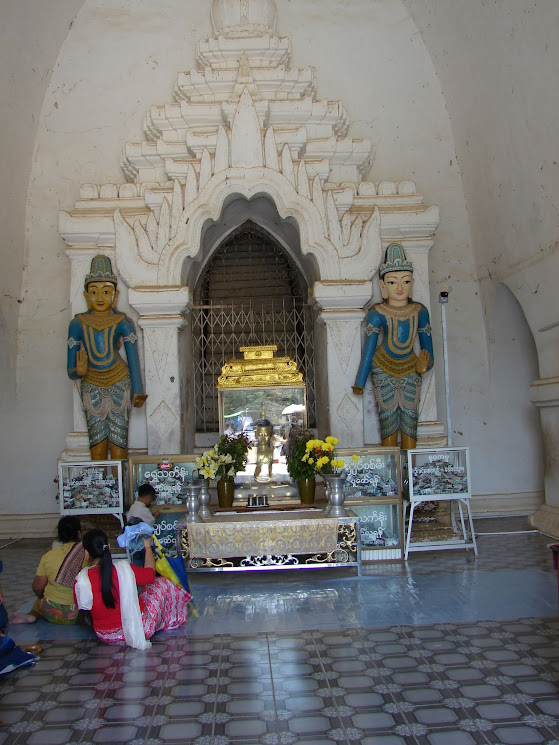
94,577,192,646
31,597,79,625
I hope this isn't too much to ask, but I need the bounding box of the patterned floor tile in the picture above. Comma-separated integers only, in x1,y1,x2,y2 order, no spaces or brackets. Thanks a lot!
2,519,559,744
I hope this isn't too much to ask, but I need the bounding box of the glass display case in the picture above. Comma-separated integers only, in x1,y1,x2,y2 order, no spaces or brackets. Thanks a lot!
127,454,199,552
218,385,307,442
127,454,198,508
219,385,307,477
58,460,123,521
337,447,403,561
351,503,402,560
407,447,470,500
404,447,477,559
337,447,400,500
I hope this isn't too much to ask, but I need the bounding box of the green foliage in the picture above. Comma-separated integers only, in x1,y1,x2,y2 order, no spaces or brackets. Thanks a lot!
215,432,250,476
286,429,316,481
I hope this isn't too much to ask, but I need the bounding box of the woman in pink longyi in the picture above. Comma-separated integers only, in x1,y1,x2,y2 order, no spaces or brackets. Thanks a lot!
74,529,191,649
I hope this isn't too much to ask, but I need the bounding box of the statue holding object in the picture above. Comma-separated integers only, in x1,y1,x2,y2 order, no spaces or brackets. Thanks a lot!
353,244,433,450
67,255,147,460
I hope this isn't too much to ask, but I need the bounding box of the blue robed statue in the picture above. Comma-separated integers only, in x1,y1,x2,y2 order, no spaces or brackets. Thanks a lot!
67,255,147,460
353,244,433,450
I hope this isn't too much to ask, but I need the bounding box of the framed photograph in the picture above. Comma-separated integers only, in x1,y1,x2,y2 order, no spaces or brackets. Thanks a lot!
58,461,123,515
127,454,198,508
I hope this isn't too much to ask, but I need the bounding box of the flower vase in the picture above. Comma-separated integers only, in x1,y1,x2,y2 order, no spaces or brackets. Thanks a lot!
297,478,316,505
193,477,212,518
322,473,348,517
217,477,235,508
184,483,203,523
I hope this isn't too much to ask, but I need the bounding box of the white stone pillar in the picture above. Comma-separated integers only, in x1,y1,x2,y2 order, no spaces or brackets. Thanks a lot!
529,377,559,536
312,281,373,448
129,287,191,455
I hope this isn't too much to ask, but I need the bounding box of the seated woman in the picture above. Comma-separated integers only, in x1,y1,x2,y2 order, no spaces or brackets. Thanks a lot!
11,516,84,625
74,529,191,649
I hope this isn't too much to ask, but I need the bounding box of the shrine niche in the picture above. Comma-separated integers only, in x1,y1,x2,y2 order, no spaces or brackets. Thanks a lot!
58,0,444,460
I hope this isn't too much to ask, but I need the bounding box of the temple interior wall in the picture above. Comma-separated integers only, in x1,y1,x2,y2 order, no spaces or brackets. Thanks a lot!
0,0,556,528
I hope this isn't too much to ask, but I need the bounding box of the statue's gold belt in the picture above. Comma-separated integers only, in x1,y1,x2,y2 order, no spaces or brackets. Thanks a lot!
373,346,417,378
83,358,129,387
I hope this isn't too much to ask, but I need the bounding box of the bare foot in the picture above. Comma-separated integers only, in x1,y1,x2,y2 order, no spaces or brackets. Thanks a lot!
9,613,38,624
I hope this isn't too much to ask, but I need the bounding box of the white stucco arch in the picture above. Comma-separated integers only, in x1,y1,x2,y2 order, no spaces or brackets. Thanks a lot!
156,168,342,287
185,193,318,291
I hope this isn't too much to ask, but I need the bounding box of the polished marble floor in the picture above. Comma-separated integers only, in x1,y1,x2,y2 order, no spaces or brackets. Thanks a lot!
1,516,559,745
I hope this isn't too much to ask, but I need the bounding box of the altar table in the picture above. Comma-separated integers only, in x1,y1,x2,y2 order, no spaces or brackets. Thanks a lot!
176,509,360,573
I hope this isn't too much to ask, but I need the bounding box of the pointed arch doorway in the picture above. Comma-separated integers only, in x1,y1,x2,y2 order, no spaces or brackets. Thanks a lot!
191,219,317,439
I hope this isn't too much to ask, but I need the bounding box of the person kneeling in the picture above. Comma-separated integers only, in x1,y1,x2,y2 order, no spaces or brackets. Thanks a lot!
74,529,191,649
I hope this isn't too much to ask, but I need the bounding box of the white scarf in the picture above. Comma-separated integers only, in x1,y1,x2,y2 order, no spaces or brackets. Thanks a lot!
75,562,151,650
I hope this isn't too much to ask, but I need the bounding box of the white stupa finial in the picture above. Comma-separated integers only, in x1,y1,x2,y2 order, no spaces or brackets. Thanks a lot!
211,0,277,38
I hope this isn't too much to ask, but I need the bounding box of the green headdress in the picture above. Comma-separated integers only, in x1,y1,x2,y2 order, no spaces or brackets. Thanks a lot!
379,243,414,278
84,255,118,289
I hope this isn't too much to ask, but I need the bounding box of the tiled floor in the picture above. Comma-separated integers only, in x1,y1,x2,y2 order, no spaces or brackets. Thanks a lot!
1,516,559,745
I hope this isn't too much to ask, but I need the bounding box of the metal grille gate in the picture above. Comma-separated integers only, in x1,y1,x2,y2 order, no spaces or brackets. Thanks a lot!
191,299,316,433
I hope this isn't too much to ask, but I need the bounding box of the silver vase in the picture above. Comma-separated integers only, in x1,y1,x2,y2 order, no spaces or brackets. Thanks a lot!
322,473,348,518
193,477,212,518
184,483,203,522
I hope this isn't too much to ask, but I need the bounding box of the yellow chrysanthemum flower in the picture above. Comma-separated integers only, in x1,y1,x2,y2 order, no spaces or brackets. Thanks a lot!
306,439,322,451
325,436,338,446
352,454,359,462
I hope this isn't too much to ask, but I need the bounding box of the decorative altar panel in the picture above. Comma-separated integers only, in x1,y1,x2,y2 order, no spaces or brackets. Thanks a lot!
188,511,338,559
177,509,360,572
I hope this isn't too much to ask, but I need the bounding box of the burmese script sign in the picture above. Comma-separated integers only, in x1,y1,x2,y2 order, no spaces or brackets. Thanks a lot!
408,447,470,500
128,455,197,507
351,504,401,548
337,448,400,500
153,512,184,551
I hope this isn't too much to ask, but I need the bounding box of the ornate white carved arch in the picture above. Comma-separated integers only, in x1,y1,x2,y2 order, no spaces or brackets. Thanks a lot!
58,0,443,457
113,87,381,290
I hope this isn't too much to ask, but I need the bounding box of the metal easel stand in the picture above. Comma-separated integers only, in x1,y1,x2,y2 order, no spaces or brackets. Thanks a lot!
404,495,478,560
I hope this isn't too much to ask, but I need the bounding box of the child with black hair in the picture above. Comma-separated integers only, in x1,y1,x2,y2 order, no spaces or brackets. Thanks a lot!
126,483,160,526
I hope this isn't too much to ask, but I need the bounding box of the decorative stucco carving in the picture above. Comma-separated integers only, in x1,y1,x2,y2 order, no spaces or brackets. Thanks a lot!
336,394,360,429
150,400,178,437
328,321,360,374
59,0,438,291
144,327,174,383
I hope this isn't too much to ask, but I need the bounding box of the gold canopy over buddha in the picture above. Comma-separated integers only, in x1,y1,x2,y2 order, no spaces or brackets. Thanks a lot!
217,345,303,389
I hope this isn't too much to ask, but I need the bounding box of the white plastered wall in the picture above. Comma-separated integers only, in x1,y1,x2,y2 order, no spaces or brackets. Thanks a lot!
0,0,553,535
